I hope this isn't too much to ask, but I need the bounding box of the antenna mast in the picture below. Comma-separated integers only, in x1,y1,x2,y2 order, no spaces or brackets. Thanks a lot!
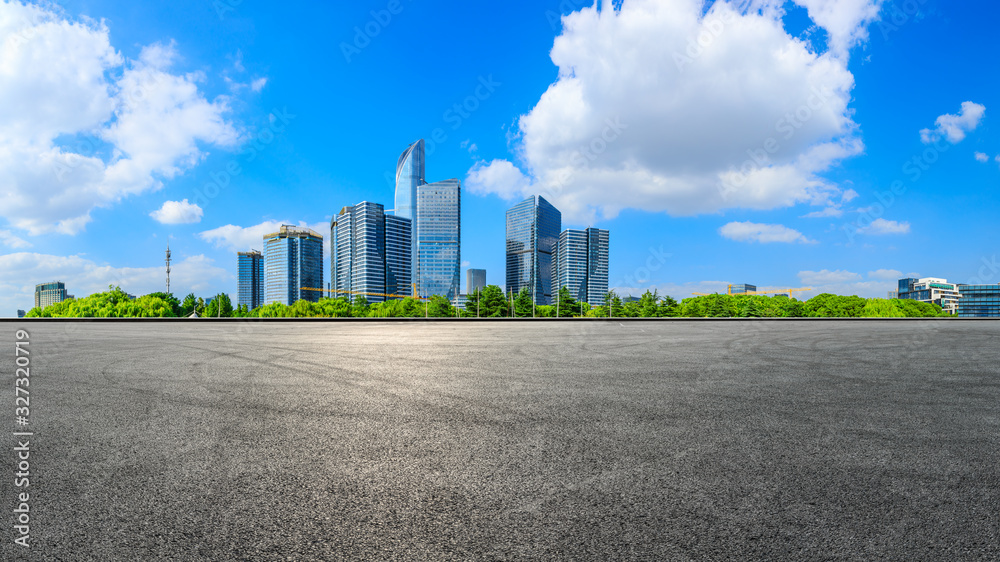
165,245,172,294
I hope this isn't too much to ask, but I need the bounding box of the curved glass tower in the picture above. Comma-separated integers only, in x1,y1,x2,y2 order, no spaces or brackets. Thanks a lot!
395,140,425,286
395,139,425,220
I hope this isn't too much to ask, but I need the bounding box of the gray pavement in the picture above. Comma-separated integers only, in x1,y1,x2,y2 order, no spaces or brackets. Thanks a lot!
2,320,999,561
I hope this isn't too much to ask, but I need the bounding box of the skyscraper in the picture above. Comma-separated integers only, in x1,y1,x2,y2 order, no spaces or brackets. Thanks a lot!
416,179,461,300
467,269,486,294
553,228,610,305
506,195,561,305
331,202,412,302
35,281,68,309
395,139,425,283
263,225,324,305
237,250,264,310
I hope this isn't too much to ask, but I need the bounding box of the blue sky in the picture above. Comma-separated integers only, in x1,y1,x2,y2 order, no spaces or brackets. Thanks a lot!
1,0,998,315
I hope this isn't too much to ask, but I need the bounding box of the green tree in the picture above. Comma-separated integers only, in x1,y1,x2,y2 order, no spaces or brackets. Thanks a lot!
204,293,234,317
638,290,660,317
657,295,680,317
555,286,578,317
352,295,370,317
145,292,182,316
513,287,534,317
478,285,510,317
426,295,455,317
180,293,197,316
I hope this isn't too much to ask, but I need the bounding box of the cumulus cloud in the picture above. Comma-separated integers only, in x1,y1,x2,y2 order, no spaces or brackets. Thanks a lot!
719,221,814,244
0,252,227,316
465,0,878,222
150,199,204,224
793,0,884,56
974,152,990,163
868,268,903,280
858,218,910,235
199,220,330,257
0,230,32,249
920,102,986,144
0,3,239,236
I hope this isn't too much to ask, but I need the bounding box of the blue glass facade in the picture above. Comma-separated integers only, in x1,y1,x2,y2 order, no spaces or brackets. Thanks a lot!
506,195,561,305
263,226,323,305
957,285,1000,317
395,140,425,283
237,250,264,310
416,179,461,300
331,202,411,302
731,284,757,295
553,228,610,305
467,269,486,294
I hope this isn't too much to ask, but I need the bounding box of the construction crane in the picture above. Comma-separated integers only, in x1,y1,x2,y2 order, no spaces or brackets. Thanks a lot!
692,285,813,298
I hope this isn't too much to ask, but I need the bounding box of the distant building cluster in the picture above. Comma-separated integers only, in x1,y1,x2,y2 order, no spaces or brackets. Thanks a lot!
894,277,1000,317
231,142,611,311
505,195,610,306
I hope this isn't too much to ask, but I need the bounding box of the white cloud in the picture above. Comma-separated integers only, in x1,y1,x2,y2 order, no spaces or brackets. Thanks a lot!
199,220,329,256
719,221,814,244
796,269,897,298
466,0,876,222
150,199,204,224
0,230,32,249
802,206,843,218
0,252,228,316
858,218,910,235
250,77,268,92
868,268,902,281
799,269,862,285
0,3,240,236
975,152,990,163
920,102,986,144
792,0,884,57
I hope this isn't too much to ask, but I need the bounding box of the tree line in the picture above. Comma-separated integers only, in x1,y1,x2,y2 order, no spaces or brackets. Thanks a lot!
25,285,946,318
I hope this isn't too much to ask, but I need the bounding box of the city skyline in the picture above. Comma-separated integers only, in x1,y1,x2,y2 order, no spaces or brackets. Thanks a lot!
2,1,999,316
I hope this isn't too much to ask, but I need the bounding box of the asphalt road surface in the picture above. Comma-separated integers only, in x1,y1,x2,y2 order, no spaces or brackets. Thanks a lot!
2,320,999,561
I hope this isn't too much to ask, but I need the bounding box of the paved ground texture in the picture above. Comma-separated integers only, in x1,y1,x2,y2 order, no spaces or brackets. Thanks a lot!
2,320,999,561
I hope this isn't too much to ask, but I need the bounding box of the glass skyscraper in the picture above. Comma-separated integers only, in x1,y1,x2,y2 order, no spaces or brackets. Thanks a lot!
237,250,264,310
506,195,561,305
395,139,425,283
416,179,461,300
552,228,610,305
263,225,323,305
331,202,412,302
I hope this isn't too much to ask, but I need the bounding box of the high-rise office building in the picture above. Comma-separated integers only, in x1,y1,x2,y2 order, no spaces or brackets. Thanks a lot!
731,284,757,295
237,250,264,310
331,202,412,302
553,228,610,305
467,269,486,294
506,195,561,305
17,310,26,318
263,225,324,305
395,140,425,283
416,179,461,300
35,281,68,309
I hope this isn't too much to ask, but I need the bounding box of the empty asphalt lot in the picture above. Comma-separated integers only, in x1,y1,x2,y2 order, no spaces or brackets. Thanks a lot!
2,320,999,561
